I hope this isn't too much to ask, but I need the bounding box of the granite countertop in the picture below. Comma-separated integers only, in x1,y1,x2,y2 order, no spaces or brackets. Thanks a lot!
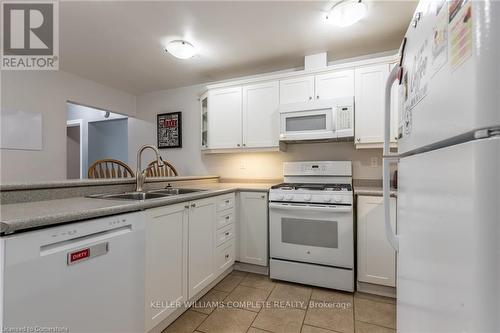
0,175,220,191
354,186,398,197
0,182,275,235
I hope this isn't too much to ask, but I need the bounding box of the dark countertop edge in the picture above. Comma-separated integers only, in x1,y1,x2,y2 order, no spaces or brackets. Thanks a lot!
0,186,269,235
0,175,220,191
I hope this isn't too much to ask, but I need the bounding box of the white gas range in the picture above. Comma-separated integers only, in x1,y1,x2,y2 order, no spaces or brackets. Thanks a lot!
269,161,354,292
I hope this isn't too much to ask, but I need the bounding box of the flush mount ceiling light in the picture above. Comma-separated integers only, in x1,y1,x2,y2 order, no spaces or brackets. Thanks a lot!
325,0,368,27
165,40,196,59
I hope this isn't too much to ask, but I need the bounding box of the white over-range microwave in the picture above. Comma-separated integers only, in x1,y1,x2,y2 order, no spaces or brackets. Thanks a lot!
279,96,354,142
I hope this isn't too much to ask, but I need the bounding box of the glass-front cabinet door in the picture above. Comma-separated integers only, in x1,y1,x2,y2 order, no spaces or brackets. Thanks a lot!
200,93,208,149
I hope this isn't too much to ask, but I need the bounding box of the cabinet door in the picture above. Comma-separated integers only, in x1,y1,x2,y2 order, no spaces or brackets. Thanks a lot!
239,192,268,266
279,76,315,104
242,81,279,148
188,197,216,298
145,203,188,331
314,69,354,100
354,64,389,144
357,196,396,287
208,87,242,149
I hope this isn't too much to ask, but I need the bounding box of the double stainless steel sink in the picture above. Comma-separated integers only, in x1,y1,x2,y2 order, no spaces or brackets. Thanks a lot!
87,188,206,201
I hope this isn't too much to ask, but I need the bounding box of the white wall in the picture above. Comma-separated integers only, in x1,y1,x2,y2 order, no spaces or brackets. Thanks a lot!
0,70,136,183
135,84,385,180
88,118,128,168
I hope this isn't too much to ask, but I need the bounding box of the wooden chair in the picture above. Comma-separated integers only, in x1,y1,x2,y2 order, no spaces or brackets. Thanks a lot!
88,159,135,179
145,160,178,177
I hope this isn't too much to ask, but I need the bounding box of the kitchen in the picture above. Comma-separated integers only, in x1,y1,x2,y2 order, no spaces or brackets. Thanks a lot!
1,1,499,333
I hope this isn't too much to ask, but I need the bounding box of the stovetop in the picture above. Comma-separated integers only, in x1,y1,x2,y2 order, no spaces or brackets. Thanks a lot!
271,183,352,192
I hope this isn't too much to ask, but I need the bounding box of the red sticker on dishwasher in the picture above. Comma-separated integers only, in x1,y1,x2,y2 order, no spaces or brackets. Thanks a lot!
69,248,90,264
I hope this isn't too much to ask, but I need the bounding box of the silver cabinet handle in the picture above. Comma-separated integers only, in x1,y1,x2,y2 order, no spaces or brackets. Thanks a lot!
356,138,361,142
237,144,241,147
225,254,230,259
242,143,246,147
184,205,189,209
225,216,230,220
225,200,230,204
316,95,319,99
309,96,312,100
191,203,196,208
225,232,230,236
261,195,265,199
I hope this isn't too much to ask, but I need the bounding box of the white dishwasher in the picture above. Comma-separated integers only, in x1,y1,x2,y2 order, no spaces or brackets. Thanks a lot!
0,212,145,333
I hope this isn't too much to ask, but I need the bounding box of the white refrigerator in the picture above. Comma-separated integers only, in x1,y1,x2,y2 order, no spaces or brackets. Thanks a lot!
382,1,500,332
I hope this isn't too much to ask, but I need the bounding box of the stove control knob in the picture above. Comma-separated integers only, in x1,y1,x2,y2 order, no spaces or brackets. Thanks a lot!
323,197,332,203
275,194,284,201
333,196,342,203
285,194,293,201
304,194,312,201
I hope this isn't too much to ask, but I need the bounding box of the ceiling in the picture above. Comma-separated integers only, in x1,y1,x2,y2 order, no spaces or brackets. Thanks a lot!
60,1,418,95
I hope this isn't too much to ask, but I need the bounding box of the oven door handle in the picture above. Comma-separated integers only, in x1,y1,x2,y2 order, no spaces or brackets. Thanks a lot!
269,202,352,213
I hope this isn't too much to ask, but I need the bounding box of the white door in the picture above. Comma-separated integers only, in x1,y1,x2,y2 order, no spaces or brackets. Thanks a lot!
188,197,216,298
269,202,354,268
357,195,396,287
145,203,188,331
239,192,268,266
279,76,315,104
314,70,355,100
242,81,279,148
208,87,242,149
397,137,500,333
354,64,389,144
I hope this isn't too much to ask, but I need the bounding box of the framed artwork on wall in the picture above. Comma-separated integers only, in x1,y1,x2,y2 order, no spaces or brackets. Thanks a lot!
157,112,182,148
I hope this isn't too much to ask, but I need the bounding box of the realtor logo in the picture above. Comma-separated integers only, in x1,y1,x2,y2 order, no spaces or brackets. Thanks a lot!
1,1,59,70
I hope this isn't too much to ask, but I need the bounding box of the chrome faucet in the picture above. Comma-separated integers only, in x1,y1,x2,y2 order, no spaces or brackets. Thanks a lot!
136,144,164,192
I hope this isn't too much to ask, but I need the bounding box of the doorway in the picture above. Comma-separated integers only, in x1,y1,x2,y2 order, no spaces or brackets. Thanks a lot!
66,120,82,179
66,102,129,179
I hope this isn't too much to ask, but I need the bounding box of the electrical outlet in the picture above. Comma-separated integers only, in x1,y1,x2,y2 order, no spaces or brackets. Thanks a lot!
240,159,246,170
370,157,378,168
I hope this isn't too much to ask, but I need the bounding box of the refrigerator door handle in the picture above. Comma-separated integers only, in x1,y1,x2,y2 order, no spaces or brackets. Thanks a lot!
383,65,401,251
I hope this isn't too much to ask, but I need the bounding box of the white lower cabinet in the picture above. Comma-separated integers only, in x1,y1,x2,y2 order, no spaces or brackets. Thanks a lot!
188,197,217,298
239,192,268,266
145,203,189,332
357,195,397,287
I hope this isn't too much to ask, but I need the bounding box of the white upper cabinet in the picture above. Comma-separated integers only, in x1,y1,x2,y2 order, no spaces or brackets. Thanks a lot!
208,87,242,149
279,76,315,104
314,69,355,100
145,203,188,331
354,64,389,146
357,195,397,287
242,81,279,148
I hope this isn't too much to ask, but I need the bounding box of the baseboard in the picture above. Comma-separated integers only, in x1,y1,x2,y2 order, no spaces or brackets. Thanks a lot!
234,261,269,275
149,266,234,333
357,281,396,298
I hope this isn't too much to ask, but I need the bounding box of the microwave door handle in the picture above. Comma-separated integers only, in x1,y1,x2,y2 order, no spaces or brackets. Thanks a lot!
332,106,337,135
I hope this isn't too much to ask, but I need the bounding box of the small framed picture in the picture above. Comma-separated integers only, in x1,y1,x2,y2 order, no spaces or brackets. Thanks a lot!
157,112,182,148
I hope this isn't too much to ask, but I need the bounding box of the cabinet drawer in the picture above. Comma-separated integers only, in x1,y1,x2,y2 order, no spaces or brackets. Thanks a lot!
216,223,235,247
216,194,235,212
216,239,235,272
217,210,234,229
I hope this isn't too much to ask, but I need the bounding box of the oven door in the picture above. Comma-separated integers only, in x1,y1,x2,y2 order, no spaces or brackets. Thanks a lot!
269,202,353,268
279,106,336,141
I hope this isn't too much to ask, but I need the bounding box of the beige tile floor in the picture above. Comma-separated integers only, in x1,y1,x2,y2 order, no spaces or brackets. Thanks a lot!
163,270,396,333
